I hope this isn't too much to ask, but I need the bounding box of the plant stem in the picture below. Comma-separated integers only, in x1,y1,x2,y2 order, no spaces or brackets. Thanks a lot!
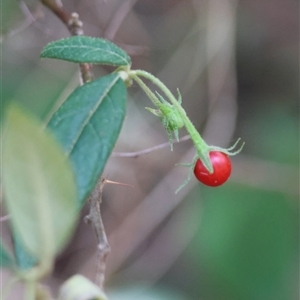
131,74,162,108
130,70,212,171
131,70,179,107
85,178,110,289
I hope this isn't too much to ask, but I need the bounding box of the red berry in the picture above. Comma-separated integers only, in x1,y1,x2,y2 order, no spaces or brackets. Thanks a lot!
194,151,232,187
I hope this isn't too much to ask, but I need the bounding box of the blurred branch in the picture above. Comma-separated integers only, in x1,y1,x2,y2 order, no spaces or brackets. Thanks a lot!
107,146,298,280
103,0,138,40
106,145,199,277
0,1,44,43
112,199,201,283
112,134,191,158
232,154,299,200
103,0,149,57
117,43,149,57
0,215,10,222
203,0,239,146
40,0,94,83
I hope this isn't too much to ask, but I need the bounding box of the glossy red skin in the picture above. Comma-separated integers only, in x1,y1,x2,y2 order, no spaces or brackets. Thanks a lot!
194,151,232,187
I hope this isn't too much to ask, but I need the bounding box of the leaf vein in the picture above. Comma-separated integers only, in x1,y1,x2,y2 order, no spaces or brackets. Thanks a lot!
66,75,121,156
44,45,128,64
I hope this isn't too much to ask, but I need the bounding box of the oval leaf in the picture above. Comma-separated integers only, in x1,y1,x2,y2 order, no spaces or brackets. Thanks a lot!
41,36,131,66
0,240,15,268
2,104,78,261
47,73,127,205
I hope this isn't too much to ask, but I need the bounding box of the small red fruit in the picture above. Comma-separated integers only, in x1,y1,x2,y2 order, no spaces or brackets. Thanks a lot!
194,151,232,187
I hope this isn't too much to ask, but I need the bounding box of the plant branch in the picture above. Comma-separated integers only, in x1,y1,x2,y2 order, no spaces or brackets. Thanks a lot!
0,214,10,222
40,0,94,83
84,178,110,289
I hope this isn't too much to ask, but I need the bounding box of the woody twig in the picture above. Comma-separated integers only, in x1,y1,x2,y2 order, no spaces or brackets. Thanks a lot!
84,178,110,289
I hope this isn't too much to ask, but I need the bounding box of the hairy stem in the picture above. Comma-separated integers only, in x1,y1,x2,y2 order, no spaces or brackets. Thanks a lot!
131,74,162,108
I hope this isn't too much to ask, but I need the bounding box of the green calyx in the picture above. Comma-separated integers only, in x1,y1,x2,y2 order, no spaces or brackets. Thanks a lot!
194,138,245,174
175,139,245,193
146,91,184,151
207,138,245,156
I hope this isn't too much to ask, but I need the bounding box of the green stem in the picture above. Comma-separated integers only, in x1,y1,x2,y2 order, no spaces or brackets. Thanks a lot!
130,70,213,172
131,74,162,108
131,70,179,108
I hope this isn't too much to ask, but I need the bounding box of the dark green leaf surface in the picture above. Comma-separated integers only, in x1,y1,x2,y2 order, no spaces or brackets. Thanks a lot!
0,241,15,268
48,73,127,205
3,104,78,262
41,36,131,66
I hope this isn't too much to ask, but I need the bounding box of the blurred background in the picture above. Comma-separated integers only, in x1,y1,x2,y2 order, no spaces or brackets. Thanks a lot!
2,0,299,299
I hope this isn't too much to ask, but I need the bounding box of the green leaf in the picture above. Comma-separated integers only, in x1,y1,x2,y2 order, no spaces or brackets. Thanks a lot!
48,73,127,205
58,275,108,300
0,240,15,268
41,36,131,67
13,234,37,270
2,104,78,262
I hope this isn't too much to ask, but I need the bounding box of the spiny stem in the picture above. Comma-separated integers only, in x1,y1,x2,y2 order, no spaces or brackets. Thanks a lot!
85,178,110,289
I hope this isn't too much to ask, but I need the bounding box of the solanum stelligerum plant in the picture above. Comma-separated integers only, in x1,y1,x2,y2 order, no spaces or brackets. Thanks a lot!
1,35,244,300
40,35,244,201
